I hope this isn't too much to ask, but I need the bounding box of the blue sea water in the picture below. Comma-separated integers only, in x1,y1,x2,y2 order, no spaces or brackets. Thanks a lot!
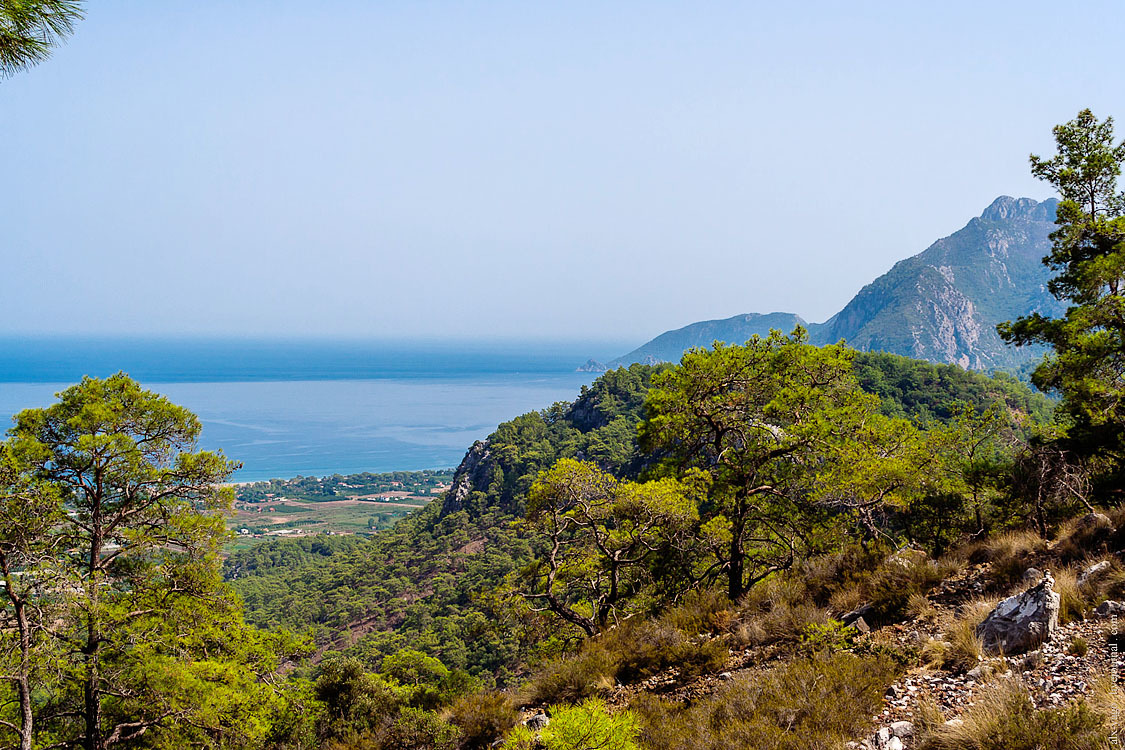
0,338,628,481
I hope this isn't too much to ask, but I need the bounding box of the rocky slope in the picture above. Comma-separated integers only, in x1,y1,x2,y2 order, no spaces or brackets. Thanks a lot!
591,196,1061,372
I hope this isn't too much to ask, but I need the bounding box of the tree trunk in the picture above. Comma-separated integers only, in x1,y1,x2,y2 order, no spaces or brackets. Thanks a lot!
2,555,34,750
16,603,33,750
727,519,745,601
84,521,103,750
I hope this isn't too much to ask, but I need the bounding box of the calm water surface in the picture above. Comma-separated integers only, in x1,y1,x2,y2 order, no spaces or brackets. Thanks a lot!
0,339,624,481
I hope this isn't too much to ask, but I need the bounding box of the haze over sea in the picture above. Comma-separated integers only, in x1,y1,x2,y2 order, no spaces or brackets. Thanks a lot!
0,338,628,481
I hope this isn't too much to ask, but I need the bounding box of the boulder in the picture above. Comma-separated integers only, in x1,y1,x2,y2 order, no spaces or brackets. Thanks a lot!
1078,560,1112,585
523,713,549,731
887,547,928,569
1095,600,1125,618
976,572,1059,655
889,721,914,739
1022,567,1042,585
1075,512,1113,533
841,604,875,628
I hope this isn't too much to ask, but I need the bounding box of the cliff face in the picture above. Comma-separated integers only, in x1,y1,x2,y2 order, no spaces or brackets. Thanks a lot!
441,440,494,516
600,196,1060,372
809,196,1060,370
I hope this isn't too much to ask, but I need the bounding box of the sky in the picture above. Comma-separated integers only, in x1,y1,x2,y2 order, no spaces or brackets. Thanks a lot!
2,1,1122,345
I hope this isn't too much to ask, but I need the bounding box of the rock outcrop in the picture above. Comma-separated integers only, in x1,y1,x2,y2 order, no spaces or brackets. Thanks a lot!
976,572,1059,655
440,440,494,516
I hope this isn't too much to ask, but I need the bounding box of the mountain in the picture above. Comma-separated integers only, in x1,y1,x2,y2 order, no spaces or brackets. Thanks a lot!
593,196,1061,372
596,312,808,370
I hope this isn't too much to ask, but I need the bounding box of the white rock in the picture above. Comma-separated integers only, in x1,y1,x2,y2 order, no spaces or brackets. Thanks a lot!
889,720,914,738
976,572,1059,655
1078,560,1112,585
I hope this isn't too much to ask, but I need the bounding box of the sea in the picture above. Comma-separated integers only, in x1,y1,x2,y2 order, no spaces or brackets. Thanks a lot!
0,337,629,482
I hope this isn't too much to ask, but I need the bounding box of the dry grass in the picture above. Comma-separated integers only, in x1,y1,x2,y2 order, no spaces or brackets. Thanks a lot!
971,530,1048,590
912,694,948,736
730,576,832,650
827,585,865,615
918,679,1107,749
1089,675,1125,745
1055,513,1116,563
1054,566,1090,624
935,597,996,672
976,530,1047,562
906,592,937,621
445,691,518,750
633,652,900,750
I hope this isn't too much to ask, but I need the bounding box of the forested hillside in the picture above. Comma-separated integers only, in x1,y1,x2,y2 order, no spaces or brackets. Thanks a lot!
226,347,1054,678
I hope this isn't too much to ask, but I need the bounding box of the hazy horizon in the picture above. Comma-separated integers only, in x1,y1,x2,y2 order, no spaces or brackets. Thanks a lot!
3,2,1119,340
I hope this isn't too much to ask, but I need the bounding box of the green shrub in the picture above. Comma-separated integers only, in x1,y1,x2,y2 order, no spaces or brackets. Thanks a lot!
502,700,639,750
799,619,857,655
853,633,919,668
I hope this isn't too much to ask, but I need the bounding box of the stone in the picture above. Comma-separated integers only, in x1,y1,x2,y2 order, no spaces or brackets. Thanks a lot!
1094,600,1125,618
841,604,875,628
976,572,1059,655
718,672,733,681
852,616,872,634
1075,512,1113,533
1022,567,1042,584
524,713,549,731
871,727,903,750
1078,560,1113,585
887,547,928,569
889,720,914,739
885,685,900,699
1020,650,1044,670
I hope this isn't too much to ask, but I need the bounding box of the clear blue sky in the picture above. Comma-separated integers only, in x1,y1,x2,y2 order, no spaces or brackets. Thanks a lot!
2,1,1120,343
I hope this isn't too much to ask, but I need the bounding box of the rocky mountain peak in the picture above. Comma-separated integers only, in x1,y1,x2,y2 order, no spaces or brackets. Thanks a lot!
593,196,1062,373
979,195,1057,223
